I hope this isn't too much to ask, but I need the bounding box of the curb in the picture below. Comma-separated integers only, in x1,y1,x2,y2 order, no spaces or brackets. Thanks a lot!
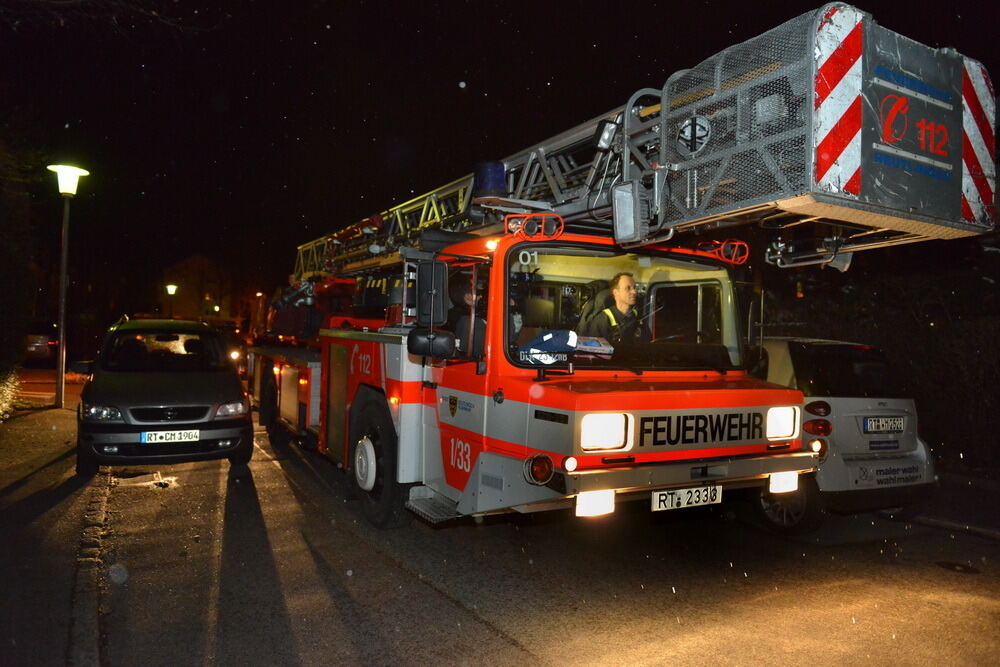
69,473,111,666
912,515,1000,541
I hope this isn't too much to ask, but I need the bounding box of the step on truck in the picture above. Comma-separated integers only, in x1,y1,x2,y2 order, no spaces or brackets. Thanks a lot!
249,3,994,527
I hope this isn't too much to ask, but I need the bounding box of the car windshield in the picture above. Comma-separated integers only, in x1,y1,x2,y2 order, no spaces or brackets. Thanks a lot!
505,243,742,371
789,343,904,398
101,330,229,372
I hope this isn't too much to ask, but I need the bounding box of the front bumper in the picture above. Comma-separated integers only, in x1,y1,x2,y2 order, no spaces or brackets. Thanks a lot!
456,450,817,515
78,418,253,465
554,451,817,496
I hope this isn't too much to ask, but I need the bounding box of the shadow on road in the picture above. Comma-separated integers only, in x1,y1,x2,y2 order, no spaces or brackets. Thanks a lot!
0,447,76,501
215,467,302,665
0,470,89,525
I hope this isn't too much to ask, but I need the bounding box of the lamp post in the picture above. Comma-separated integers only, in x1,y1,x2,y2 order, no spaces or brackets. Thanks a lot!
47,164,89,409
165,284,178,317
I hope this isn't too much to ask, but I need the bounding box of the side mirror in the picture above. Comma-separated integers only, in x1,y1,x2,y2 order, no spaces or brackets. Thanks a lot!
407,328,456,359
71,360,95,375
416,260,448,327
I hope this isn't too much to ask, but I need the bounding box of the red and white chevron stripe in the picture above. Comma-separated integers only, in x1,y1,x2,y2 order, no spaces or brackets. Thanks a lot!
814,4,864,196
961,58,996,225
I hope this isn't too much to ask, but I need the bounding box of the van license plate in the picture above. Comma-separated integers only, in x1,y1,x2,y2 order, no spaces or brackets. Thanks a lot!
141,430,199,443
863,417,903,433
651,485,721,511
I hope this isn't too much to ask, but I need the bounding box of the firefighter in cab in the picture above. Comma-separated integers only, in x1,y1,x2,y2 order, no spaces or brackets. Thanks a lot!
581,272,650,345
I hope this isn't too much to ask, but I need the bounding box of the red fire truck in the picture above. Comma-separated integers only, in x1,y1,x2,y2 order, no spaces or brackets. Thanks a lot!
249,3,994,527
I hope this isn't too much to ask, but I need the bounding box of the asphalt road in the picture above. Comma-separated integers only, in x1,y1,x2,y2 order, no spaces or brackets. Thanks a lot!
88,430,1000,664
2,373,998,665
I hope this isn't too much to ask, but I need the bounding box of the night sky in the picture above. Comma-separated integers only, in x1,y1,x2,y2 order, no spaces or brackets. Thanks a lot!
2,1,996,311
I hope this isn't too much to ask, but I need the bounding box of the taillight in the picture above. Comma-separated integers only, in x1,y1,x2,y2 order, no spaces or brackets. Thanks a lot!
803,419,832,436
805,400,831,416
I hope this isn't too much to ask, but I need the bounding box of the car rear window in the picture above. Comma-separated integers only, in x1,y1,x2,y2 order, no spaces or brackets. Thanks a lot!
101,331,229,372
788,343,904,398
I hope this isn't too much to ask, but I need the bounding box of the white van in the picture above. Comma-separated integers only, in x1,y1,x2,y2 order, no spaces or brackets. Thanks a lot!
753,337,936,533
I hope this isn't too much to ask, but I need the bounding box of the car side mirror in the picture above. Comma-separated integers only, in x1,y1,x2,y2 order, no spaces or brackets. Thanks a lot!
407,327,456,359
71,360,95,375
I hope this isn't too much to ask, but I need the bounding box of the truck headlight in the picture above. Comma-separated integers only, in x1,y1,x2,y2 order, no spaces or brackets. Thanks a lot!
81,403,122,422
217,400,248,417
766,406,799,440
581,413,631,451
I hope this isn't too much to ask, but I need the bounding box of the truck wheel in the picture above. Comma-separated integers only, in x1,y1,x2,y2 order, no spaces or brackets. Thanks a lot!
756,475,825,535
348,399,410,528
75,439,98,477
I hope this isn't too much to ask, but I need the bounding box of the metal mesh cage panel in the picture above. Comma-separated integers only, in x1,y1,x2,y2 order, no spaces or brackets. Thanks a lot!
661,10,814,225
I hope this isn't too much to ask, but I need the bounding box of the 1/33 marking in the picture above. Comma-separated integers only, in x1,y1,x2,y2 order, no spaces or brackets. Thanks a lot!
449,437,472,472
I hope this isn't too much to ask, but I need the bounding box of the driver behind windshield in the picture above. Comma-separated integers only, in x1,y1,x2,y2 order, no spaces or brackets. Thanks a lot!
579,272,650,345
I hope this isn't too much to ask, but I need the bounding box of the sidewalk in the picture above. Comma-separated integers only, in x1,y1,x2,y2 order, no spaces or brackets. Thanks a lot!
1,404,92,666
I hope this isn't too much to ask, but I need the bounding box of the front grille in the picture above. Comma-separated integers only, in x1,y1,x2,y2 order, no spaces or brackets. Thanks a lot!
130,406,210,422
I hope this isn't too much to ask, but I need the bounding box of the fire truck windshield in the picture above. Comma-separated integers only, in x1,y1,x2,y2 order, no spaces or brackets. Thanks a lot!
506,244,743,372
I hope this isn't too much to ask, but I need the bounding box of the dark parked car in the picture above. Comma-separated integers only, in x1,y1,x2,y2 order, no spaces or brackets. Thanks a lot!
24,319,58,366
74,318,253,476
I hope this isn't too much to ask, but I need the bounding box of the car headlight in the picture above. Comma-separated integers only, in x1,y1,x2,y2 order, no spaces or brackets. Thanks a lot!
81,403,122,422
216,400,248,417
581,413,631,451
766,406,799,440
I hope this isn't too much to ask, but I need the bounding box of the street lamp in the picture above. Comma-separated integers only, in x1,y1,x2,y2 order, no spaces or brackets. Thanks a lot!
47,164,89,409
165,284,178,317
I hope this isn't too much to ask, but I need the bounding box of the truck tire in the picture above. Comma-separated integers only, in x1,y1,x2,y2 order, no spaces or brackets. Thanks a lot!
348,398,410,528
755,474,825,535
75,438,98,477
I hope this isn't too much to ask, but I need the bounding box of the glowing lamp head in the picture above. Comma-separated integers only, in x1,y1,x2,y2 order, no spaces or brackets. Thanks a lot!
47,164,89,196
575,489,615,517
580,413,631,451
768,471,799,494
766,406,800,441
165,284,178,296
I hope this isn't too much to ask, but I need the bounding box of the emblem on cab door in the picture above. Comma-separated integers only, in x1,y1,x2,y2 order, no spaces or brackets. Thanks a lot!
449,395,458,417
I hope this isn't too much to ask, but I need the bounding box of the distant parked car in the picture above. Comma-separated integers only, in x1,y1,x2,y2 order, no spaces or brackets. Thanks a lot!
23,319,58,366
752,337,936,533
74,318,253,476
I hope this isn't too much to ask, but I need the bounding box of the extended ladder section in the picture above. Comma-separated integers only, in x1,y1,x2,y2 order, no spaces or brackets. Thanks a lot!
294,2,994,281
